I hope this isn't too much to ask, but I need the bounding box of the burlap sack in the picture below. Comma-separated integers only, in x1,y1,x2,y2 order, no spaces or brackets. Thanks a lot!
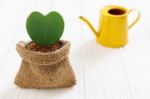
15,40,76,88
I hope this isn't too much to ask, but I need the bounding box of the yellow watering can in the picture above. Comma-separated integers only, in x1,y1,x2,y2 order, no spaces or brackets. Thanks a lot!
79,5,141,48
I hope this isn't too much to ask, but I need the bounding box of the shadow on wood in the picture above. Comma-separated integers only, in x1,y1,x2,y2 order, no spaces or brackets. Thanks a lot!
0,85,74,99
74,39,119,68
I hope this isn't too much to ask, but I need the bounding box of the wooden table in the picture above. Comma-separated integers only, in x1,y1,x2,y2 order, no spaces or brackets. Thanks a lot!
0,0,150,99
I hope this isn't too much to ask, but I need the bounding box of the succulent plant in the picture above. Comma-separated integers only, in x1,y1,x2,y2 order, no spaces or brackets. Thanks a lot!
26,11,64,46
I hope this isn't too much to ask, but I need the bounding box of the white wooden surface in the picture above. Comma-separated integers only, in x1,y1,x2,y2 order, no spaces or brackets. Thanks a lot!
0,0,150,99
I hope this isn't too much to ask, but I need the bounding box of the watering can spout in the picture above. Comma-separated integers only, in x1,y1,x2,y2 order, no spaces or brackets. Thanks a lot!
79,16,99,37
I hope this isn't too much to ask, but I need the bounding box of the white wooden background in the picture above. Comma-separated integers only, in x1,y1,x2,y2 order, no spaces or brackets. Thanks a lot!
0,0,150,99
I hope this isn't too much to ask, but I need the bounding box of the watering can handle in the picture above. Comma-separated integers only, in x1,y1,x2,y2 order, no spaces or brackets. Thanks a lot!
128,9,141,29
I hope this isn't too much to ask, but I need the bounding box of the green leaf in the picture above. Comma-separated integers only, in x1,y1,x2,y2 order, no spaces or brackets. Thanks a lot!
26,11,64,46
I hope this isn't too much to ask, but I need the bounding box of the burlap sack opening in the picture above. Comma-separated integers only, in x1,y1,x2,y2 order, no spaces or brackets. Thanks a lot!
15,40,76,88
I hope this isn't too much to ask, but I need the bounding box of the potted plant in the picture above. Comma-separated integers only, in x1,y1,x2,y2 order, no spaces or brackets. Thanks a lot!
15,11,76,88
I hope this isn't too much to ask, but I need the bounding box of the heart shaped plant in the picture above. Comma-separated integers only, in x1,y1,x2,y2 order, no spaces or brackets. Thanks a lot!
26,11,64,46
